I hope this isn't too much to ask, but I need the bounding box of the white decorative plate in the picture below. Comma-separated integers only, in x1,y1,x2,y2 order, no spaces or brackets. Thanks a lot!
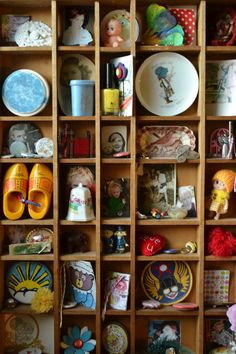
35,137,53,157
58,54,95,116
100,9,139,48
135,52,199,116
137,125,196,158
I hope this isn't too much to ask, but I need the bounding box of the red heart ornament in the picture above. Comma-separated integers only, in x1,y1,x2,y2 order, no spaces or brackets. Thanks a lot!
137,234,165,256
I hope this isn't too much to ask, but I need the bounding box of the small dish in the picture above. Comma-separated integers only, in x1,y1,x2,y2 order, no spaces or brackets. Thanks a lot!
100,9,139,48
26,227,53,243
2,69,49,116
135,52,199,116
35,137,53,157
168,207,188,219
102,322,128,354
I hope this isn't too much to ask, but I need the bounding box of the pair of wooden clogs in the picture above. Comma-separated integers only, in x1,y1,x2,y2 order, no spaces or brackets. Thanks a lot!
3,163,53,220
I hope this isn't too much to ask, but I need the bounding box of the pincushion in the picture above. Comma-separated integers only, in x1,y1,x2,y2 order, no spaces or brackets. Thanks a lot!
137,234,165,256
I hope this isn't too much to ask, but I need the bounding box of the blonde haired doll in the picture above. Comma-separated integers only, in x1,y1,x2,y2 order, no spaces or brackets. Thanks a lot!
210,169,236,220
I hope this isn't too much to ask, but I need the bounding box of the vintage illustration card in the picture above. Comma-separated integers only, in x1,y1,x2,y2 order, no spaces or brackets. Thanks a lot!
138,164,176,215
148,320,181,353
205,318,234,352
110,55,133,116
176,185,197,217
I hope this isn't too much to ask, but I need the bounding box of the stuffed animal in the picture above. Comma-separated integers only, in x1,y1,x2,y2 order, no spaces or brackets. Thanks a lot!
207,227,236,256
227,304,236,332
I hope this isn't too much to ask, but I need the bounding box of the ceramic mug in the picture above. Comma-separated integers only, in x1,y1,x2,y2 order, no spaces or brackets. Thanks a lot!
70,79,95,116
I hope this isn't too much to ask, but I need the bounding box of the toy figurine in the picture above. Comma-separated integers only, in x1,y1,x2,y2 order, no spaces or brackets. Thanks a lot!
104,18,124,48
114,226,129,253
102,228,115,254
209,169,236,220
106,180,127,217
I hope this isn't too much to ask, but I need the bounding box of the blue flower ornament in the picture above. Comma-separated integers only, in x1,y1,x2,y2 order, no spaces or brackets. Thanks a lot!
61,326,96,354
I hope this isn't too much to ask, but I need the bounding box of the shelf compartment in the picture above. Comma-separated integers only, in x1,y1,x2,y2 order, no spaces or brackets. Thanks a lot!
137,218,200,226
60,251,96,261
102,252,131,261
137,115,200,122
62,306,96,315
0,158,53,164
136,307,199,316
59,116,95,121
206,158,236,164
137,45,201,53
204,307,228,316
137,254,200,261
59,158,96,164
58,46,95,53
102,217,131,225
0,219,54,225
60,220,96,225
0,254,54,261
205,219,236,226
205,255,236,261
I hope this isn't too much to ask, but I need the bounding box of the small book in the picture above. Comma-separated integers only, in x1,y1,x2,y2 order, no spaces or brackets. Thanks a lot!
204,269,230,305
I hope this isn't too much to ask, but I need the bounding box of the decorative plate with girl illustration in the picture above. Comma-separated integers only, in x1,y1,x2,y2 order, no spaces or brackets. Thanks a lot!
135,52,199,116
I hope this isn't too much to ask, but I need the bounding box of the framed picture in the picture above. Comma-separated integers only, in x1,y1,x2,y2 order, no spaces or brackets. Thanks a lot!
137,164,176,215
1,15,30,43
206,60,236,116
102,178,130,218
62,7,94,46
205,318,234,352
176,185,197,217
147,320,181,353
101,125,127,157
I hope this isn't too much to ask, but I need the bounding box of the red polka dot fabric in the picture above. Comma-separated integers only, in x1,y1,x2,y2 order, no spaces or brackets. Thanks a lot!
169,7,196,45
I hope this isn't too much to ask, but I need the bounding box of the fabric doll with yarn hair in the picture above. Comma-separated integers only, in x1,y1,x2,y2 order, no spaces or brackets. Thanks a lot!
209,169,236,220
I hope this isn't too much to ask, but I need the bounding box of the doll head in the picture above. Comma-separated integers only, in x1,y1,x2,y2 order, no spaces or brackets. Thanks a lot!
212,169,236,193
107,180,122,198
67,166,94,189
105,19,122,37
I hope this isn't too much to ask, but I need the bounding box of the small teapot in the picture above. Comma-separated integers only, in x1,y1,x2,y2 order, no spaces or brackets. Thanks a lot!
66,183,95,221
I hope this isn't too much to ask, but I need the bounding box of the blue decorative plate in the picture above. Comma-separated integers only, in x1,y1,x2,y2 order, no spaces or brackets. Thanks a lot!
141,261,193,305
6,261,52,304
2,69,49,116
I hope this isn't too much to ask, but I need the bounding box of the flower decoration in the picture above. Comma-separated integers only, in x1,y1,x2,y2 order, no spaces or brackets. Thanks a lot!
31,287,54,313
61,326,96,354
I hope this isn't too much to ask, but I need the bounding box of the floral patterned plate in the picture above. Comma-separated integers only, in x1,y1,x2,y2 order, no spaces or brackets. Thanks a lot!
137,125,196,158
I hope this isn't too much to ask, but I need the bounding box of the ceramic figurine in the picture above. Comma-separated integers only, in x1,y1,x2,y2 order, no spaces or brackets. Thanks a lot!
106,180,127,217
102,228,115,254
67,183,95,221
104,18,124,47
114,226,129,253
209,169,236,220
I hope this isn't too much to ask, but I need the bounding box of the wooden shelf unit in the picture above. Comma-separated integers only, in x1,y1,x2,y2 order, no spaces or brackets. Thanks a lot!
0,0,234,353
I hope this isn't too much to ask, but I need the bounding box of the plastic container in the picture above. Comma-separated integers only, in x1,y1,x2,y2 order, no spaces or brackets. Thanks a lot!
70,79,95,116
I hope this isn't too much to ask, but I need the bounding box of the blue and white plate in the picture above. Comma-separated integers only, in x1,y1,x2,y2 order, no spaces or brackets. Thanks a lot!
2,69,49,116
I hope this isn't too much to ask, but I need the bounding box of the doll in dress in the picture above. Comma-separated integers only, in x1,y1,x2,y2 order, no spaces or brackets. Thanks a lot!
104,18,124,48
209,169,236,220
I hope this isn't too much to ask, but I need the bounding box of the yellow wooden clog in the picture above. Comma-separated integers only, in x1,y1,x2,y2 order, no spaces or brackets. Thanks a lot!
3,163,28,220
28,163,53,219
